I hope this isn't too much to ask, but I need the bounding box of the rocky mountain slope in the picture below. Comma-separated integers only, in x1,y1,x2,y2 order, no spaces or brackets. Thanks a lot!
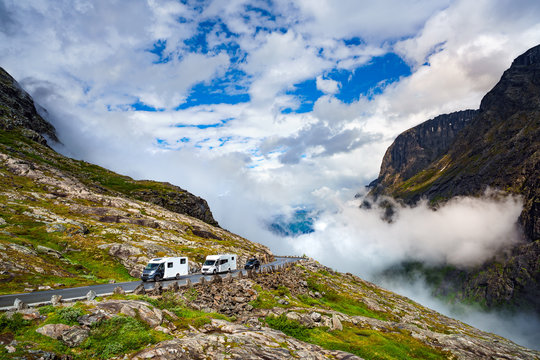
0,66,272,293
3,259,539,359
370,44,540,311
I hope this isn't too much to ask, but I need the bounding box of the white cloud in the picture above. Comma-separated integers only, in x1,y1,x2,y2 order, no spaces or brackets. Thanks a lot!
290,193,524,276
316,75,339,94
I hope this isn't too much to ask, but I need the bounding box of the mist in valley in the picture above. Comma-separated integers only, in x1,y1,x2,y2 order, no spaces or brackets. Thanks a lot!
277,191,539,350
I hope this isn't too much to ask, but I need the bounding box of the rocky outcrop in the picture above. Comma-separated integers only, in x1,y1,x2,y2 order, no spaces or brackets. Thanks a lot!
0,67,57,143
133,186,219,227
375,109,478,189
370,44,540,311
132,319,363,360
373,44,539,241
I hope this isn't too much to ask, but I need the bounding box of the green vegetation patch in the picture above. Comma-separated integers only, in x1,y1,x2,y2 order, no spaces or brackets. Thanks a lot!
265,315,450,360
81,316,166,359
301,277,390,321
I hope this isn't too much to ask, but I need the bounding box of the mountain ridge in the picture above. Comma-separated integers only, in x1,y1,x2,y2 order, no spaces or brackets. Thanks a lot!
370,44,540,312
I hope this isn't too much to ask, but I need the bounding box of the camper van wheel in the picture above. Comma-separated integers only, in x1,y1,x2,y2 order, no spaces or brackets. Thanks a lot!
213,269,217,275
154,275,161,282
176,273,181,280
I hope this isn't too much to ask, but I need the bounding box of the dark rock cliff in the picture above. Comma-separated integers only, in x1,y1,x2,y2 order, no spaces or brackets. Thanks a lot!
377,109,478,189
132,186,219,227
0,67,57,143
371,44,540,311
0,66,219,226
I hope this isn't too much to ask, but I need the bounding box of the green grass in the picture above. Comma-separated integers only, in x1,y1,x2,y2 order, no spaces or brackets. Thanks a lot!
265,315,450,360
81,316,166,359
123,293,231,330
301,277,391,321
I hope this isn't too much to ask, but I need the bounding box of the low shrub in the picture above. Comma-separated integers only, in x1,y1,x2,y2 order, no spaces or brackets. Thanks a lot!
82,316,155,359
57,306,84,324
0,313,31,334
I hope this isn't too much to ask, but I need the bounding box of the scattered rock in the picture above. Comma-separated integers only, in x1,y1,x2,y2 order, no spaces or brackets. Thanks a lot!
36,324,71,340
154,325,170,334
77,311,108,326
13,298,27,310
8,243,37,256
165,281,179,292
113,286,125,295
277,299,289,305
36,245,62,258
5,345,15,353
46,223,66,233
131,319,363,360
86,290,97,301
331,314,343,331
310,312,322,322
152,282,163,296
96,300,163,328
61,327,89,347
0,218,6,225
133,283,146,295
51,294,62,306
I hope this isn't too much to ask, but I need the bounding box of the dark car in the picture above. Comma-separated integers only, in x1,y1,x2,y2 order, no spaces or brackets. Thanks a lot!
244,258,260,270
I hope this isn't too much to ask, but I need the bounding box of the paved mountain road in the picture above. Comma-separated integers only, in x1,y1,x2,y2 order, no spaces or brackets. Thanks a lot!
0,256,301,310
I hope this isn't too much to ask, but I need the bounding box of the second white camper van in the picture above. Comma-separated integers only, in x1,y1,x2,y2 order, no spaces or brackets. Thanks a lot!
201,254,237,274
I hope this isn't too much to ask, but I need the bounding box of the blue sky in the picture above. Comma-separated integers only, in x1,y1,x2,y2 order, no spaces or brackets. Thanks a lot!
1,0,538,235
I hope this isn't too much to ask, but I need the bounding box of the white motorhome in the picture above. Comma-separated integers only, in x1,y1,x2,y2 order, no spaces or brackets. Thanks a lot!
201,254,237,274
141,257,189,282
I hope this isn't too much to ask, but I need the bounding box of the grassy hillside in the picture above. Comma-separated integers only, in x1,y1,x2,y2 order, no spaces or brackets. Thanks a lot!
0,128,272,293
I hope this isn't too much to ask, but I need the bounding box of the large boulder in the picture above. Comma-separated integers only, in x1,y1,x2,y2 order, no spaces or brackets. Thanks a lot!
96,300,163,328
36,324,71,340
61,327,90,347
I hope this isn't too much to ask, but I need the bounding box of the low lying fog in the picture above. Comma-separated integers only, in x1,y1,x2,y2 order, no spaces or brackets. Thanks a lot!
289,192,523,276
276,192,539,350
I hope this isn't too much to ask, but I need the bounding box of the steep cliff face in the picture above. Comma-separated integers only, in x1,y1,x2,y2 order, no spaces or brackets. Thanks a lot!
0,66,219,227
374,44,539,242
371,44,540,311
376,109,478,189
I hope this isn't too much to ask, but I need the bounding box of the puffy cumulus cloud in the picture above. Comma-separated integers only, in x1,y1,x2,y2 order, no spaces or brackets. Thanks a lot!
289,193,524,277
0,0,229,110
316,76,339,94
293,0,452,42
383,0,540,124
261,124,379,164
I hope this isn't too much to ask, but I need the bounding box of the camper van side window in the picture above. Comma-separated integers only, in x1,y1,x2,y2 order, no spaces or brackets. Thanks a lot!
180,259,186,264
222,259,228,264
232,257,234,260
167,262,173,268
